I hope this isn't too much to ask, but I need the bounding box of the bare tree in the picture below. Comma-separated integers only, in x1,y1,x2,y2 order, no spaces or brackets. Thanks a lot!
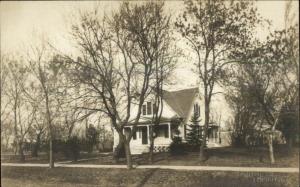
21,74,47,157
1,55,9,126
175,0,263,161
0,55,13,151
26,43,64,168
56,72,83,139
94,113,113,152
147,3,178,163
29,108,47,157
64,2,174,169
4,57,35,161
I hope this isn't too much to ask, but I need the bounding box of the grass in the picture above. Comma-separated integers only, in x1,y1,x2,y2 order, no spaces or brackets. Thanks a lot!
1,166,298,187
154,146,299,167
2,145,298,168
75,146,299,168
1,151,105,164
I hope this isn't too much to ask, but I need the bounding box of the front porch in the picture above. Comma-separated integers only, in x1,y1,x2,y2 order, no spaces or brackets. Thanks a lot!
207,125,221,147
124,123,176,154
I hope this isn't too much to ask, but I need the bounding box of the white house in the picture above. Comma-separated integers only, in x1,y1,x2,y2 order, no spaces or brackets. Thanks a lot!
113,87,230,154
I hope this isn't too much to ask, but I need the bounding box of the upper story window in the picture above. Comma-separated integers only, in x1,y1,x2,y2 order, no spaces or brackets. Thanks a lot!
142,105,147,115
194,103,200,117
153,103,157,114
147,102,152,115
142,101,153,115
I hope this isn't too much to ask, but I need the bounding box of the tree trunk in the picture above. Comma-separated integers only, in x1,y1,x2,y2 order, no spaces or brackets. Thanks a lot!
124,141,133,169
45,93,54,168
148,126,154,164
5,137,10,151
287,136,293,151
14,143,18,155
32,133,41,157
19,142,25,162
268,133,275,164
49,138,54,168
199,98,209,162
113,133,125,163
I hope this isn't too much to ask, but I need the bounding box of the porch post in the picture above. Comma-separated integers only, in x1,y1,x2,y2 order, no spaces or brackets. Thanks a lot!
130,126,133,140
168,123,171,139
147,125,150,144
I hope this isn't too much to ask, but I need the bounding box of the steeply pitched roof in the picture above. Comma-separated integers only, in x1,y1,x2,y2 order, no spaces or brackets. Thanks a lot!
163,87,199,119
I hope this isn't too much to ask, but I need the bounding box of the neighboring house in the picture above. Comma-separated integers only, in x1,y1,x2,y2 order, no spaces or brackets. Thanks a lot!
113,87,230,154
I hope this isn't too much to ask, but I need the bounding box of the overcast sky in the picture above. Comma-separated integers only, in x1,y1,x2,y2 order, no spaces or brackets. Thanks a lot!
1,1,298,89
1,1,296,50
1,1,298,126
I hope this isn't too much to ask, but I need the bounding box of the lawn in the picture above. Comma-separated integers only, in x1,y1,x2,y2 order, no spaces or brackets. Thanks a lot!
75,146,299,168
1,151,105,164
2,145,298,168
1,166,298,187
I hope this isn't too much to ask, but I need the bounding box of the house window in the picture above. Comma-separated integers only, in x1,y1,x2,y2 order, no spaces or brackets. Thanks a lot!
153,103,157,114
133,130,137,140
164,125,169,138
147,102,152,115
141,126,148,144
156,124,169,138
139,128,142,138
194,103,200,117
142,102,153,115
142,105,147,115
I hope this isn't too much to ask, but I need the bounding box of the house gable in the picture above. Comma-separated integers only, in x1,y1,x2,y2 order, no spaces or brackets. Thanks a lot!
183,91,202,125
127,87,201,126
163,87,200,120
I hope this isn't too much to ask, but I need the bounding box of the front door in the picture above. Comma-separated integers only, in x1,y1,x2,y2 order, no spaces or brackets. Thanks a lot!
141,126,148,144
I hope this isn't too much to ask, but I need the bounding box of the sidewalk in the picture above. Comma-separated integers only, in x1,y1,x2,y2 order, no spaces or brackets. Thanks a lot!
2,163,299,173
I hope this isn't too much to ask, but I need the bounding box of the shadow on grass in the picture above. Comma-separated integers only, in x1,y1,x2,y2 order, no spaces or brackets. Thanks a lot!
136,168,158,187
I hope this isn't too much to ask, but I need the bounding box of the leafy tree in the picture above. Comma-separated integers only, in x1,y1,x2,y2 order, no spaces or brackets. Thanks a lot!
230,24,298,163
169,136,185,155
224,67,265,147
277,101,299,149
186,112,202,146
175,0,263,161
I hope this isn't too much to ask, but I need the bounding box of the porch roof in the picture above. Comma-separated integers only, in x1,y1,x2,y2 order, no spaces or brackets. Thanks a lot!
125,116,183,126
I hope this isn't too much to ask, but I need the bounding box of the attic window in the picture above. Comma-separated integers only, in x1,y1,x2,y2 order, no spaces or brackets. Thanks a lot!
147,102,152,115
142,105,147,115
194,103,200,117
153,103,157,114
142,102,153,115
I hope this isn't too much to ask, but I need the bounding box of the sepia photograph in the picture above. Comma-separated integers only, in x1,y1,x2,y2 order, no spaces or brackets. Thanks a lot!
0,0,299,186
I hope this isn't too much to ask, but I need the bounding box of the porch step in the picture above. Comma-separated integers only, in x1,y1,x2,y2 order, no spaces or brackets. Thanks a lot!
207,142,222,148
131,146,149,155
